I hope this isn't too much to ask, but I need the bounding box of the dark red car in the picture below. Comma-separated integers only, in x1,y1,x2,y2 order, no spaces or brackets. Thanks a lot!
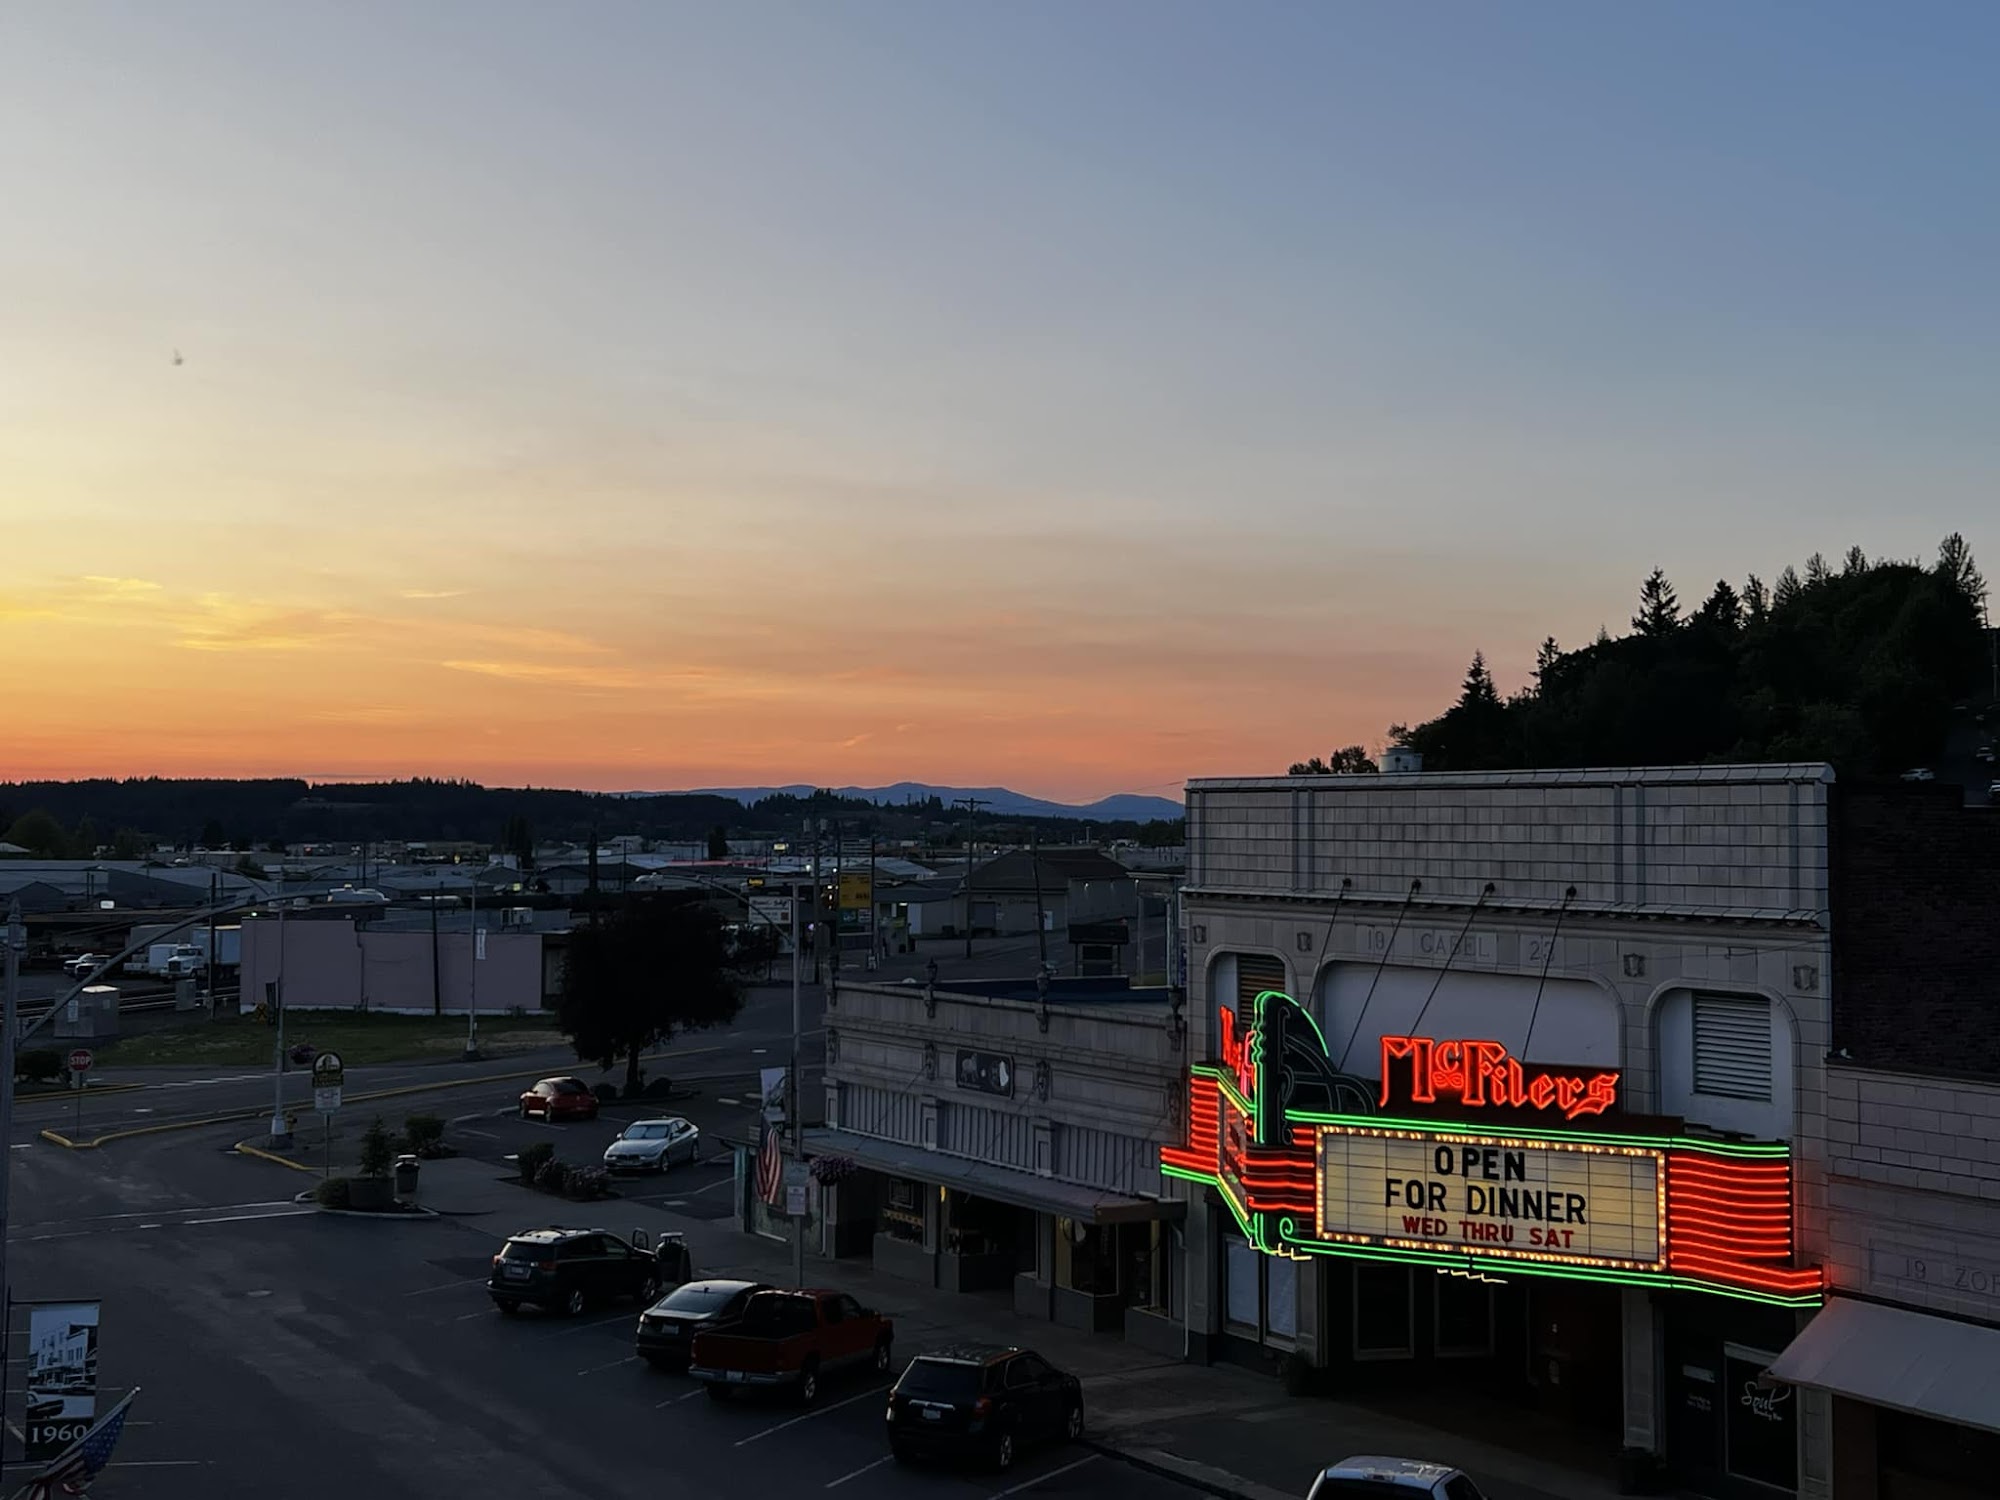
520,1077,599,1121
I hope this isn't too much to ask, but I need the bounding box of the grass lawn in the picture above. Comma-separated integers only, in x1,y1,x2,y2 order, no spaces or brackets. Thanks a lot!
103,1011,565,1068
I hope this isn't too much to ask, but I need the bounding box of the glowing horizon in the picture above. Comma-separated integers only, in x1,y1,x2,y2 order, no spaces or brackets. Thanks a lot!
6,5,1994,803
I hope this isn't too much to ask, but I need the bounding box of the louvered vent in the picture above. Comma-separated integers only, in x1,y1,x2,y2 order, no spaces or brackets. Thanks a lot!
1692,993,1772,1101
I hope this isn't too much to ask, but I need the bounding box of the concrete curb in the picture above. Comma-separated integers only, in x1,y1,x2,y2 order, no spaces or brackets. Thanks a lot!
1085,1441,1297,1500
35,1049,721,1151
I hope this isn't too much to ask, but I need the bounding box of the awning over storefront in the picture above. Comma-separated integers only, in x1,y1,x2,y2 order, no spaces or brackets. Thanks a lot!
804,1128,1183,1226
1768,1297,2000,1435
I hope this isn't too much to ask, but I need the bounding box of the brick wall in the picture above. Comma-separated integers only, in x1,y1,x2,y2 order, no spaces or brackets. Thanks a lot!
1819,1064,2000,1321
1188,764,1831,913
1830,787,2000,1076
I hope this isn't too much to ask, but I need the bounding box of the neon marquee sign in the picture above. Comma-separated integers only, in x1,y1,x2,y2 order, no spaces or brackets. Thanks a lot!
1378,1035,1620,1121
1159,989,1822,1307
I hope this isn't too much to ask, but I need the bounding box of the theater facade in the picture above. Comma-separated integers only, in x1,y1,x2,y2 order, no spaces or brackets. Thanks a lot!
1171,764,1833,1498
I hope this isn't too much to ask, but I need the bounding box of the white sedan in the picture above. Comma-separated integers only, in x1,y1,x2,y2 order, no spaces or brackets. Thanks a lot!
602,1118,700,1174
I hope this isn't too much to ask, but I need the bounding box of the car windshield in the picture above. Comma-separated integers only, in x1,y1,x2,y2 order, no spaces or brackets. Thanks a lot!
738,1295,817,1336
624,1123,672,1140
499,1241,547,1262
896,1360,982,1401
661,1284,741,1315
550,1080,587,1096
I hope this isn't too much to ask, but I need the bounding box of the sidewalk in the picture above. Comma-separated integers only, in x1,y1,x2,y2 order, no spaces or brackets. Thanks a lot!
408,1158,1629,1500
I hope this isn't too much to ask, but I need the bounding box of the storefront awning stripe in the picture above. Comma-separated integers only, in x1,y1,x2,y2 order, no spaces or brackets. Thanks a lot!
1767,1298,2000,1436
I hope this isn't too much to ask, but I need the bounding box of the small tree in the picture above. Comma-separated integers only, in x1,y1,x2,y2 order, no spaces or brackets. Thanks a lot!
707,824,730,860
557,893,749,1093
358,1117,395,1177
1287,746,1378,776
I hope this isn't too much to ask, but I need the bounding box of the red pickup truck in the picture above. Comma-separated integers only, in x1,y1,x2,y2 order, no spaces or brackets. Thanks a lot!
688,1289,895,1405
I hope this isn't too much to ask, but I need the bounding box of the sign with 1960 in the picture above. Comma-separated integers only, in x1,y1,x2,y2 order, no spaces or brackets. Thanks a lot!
25,1301,101,1461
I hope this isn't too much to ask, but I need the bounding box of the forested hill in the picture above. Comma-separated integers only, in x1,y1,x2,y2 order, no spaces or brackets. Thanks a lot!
1379,534,1991,777
0,778,1180,857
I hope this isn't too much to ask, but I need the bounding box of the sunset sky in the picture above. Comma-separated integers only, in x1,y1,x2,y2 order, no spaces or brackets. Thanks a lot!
5,3,1996,802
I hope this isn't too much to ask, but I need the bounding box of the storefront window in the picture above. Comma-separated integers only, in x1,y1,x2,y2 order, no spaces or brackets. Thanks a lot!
1265,1255,1297,1343
880,1177,925,1246
1120,1222,1170,1311
1224,1236,1261,1329
1353,1263,1414,1359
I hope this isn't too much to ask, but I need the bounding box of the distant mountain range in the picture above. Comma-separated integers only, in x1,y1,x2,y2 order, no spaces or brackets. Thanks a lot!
633,782,1184,822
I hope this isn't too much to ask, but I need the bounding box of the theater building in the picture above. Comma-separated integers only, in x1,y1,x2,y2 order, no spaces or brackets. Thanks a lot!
1172,764,1832,1496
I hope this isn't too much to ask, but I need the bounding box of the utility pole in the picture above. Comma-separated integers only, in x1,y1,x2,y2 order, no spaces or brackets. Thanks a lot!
465,859,480,1061
269,874,291,1147
207,869,219,1015
790,876,804,1289
957,797,985,961
1030,825,1047,971
809,827,822,986
429,889,442,1017
1,899,21,1493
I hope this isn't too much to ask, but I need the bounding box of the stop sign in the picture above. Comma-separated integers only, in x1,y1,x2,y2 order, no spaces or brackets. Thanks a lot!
67,1048,94,1073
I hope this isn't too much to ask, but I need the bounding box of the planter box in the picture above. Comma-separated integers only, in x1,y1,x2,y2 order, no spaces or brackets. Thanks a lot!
348,1177,395,1212
940,1248,1015,1294
1051,1285,1124,1334
1124,1305,1183,1357
872,1232,935,1287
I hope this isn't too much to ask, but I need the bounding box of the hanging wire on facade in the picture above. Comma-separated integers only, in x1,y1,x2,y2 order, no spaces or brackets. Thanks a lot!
1405,881,1497,1039
1334,878,1420,1071
1300,877,1351,1023
1519,885,1578,1060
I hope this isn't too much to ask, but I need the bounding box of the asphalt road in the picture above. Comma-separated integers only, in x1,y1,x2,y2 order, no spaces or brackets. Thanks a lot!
1,1061,1212,1499
7,978,827,1147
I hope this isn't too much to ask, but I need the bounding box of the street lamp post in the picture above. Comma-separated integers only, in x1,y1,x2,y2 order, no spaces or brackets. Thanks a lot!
464,874,480,1061
269,875,291,1147
791,881,804,1289
1,898,20,1492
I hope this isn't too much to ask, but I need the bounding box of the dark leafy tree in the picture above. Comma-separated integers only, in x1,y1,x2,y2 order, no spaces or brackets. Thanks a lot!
110,826,148,860
198,818,226,850
707,824,730,860
557,894,749,1092
1843,545,1868,576
1288,746,1379,775
4,810,71,857
501,815,535,871
1632,569,1681,636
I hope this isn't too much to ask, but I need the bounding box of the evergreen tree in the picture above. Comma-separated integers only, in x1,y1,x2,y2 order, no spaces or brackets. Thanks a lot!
1632,569,1681,636
1742,574,1770,622
1534,636,1561,683
1695,579,1742,633
1805,551,1832,585
1843,545,1869,575
1937,532,1989,622
1460,651,1500,707
1773,565,1804,607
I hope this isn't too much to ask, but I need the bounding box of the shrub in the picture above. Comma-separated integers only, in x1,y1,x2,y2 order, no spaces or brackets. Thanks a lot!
563,1166,608,1201
18,1050,63,1084
314,1177,352,1209
402,1113,445,1156
644,1076,675,1100
518,1141,554,1185
594,1081,619,1102
358,1117,395,1177
534,1157,570,1194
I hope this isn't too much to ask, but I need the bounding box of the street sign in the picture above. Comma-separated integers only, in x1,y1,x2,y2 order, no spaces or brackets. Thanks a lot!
312,1052,343,1113
314,1085,343,1114
25,1301,100,1462
748,896,793,928
66,1049,93,1074
786,1184,808,1217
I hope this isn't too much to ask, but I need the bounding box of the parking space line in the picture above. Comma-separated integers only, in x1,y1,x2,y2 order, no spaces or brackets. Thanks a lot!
403,1276,489,1297
557,1311,638,1336
656,1388,705,1408
578,1355,638,1376
824,1454,893,1489
994,1455,1098,1496
734,1385,887,1447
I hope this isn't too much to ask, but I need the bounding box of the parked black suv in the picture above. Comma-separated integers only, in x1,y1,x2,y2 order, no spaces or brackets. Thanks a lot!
487,1227,661,1316
886,1344,1084,1472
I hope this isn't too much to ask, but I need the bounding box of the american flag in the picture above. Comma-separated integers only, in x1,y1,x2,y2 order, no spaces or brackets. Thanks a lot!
27,1388,137,1497
756,1121,784,1207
